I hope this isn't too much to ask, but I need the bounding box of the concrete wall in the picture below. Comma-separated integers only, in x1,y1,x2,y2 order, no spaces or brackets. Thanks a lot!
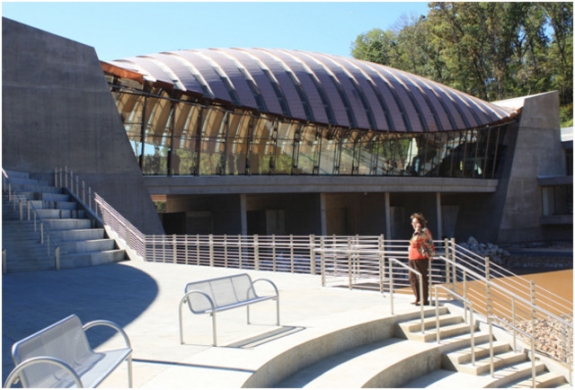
495,92,564,244
2,18,163,234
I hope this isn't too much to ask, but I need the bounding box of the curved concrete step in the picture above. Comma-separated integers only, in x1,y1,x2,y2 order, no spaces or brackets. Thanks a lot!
274,337,436,388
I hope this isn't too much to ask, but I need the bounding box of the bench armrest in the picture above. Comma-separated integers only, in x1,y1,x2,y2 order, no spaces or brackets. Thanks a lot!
252,278,279,298
4,356,83,388
179,290,217,344
83,319,132,350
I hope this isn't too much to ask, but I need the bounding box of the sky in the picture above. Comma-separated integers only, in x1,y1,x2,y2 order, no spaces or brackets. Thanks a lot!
1,2,430,62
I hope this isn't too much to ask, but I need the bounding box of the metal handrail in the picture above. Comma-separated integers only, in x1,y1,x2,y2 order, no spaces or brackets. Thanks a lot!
433,285,476,365
487,315,537,387
389,257,425,333
439,255,573,371
450,241,572,316
2,170,61,271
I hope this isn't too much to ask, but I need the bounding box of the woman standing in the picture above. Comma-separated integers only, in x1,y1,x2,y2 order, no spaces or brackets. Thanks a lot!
408,213,435,306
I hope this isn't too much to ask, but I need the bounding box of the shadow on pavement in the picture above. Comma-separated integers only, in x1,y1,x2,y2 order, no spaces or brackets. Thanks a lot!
2,262,158,382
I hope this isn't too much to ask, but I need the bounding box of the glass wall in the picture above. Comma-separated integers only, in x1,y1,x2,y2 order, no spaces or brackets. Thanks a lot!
111,87,508,179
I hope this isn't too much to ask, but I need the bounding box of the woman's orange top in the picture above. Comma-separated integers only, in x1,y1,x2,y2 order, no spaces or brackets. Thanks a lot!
409,228,434,261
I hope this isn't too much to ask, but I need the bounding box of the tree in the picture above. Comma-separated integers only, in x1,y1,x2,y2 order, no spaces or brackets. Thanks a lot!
351,2,573,106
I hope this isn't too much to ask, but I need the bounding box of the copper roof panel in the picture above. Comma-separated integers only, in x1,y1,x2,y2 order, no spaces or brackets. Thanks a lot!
108,48,518,133
205,50,259,109
176,51,235,102
220,49,285,115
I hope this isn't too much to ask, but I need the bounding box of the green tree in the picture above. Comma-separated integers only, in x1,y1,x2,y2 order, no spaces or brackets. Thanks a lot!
351,2,573,107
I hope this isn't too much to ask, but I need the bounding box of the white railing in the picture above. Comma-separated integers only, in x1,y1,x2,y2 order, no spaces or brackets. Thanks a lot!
56,166,572,371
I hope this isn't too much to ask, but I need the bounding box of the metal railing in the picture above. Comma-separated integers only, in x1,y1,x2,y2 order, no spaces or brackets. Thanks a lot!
55,166,572,372
438,254,573,373
2,169,61,271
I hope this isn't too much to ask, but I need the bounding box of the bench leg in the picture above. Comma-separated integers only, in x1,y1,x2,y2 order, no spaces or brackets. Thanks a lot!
276,297,280,326
212,312,217,346
127,354,133,388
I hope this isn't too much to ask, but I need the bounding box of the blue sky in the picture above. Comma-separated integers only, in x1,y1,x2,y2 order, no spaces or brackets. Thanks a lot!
2,2,430,61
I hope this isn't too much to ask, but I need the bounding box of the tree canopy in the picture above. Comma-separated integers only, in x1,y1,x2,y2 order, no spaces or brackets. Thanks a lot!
351,2,573,109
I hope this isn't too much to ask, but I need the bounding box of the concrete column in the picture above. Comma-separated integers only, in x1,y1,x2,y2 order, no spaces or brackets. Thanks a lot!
436,192,443,240
385,192,391,239
240,193,248,235
319,193,327,236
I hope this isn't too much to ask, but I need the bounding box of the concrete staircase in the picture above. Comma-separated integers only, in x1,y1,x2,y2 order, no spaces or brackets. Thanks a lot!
273,306,569,388
398,307,570,388
2,170,127,272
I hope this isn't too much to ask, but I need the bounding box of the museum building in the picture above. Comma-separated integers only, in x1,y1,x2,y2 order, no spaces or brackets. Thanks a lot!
3,18,572,244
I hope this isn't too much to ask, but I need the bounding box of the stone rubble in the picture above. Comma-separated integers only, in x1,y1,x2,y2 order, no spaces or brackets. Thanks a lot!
497,315,573,363
458,236,511,266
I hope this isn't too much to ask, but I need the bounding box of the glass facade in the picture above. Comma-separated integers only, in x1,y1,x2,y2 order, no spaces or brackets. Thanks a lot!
110,83,509,179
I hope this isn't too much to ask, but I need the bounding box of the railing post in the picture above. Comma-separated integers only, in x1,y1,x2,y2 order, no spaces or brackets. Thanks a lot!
64,166,68,188
347,237,352,290
55,246,60,271
75,175,79,197
184,234,189,265
88,187,92,212
2,248,6,274
253,234,259,271
512,297,517,351
238,235,242,269
450,238,456,292
173,234,177,264
485,256,491,319
209,234,214,267
289,234,294,273
309,234,315,275
271,235,276,272
82,181,86,205
378,235,385,294
19,199,24,221
223,234,228,268
196,234,200,265
389,259,394,315
40,223,44,244
320,236,325,287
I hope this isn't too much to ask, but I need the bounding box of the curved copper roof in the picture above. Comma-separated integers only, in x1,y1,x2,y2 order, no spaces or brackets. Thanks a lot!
106,48,518,133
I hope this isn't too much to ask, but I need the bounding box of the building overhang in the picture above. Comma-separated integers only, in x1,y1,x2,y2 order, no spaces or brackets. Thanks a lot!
143,176,498,196
537,176,573,187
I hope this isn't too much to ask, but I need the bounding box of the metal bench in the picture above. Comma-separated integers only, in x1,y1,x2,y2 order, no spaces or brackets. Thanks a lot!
4,314,133,388
178,273,280,346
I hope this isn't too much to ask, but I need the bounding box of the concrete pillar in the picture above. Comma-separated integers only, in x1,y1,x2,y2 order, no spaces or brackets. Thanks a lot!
436,192,443,240
240,193,248,235
319,193,327,236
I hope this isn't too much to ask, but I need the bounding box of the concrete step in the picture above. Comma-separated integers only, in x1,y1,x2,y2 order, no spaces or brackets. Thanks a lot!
275,337,437,388
3,170,30,180
40,192,70,202
488,360,549,387
457,350,528,375
4,257,56,272
9,182,61,194
60,238,117,254
42,218,93,231
398,312,464,333
59,249,126,269
442,340,512,369
510,370,569,388
35,209,86,219
49,228,106,241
